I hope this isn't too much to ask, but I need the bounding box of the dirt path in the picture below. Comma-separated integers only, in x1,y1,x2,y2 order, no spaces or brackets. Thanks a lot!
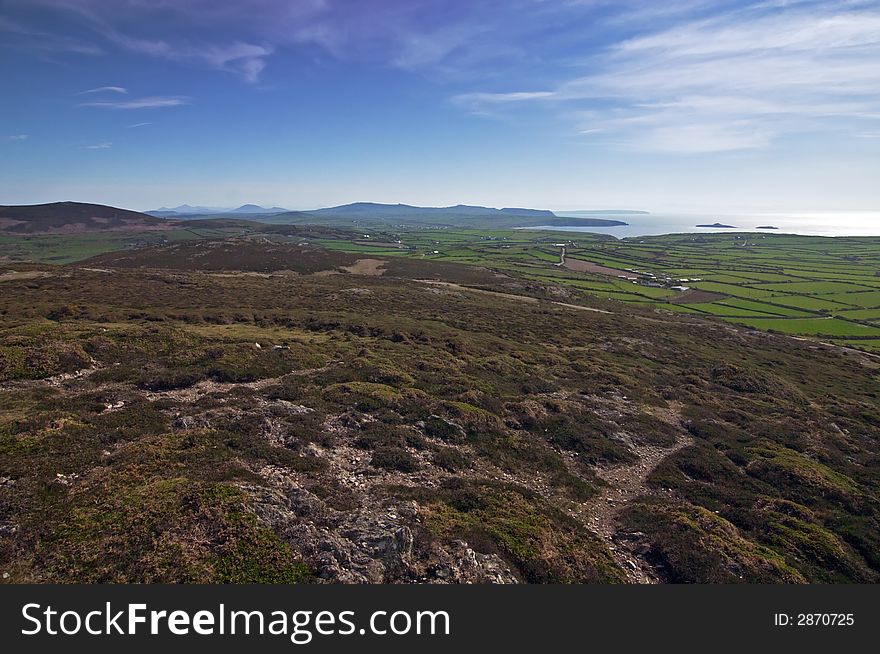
140,361,343,403
790,335,880,361
0,364,102,392
416,279,611,314
2,361,342,400
576,402,691,583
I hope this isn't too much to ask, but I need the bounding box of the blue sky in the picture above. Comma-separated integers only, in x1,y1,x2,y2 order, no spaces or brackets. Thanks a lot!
1,0,879,213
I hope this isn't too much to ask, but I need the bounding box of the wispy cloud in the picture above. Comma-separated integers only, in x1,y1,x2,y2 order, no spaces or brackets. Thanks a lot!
8,134,28,141
0,14,103,57
453,91,556,105
7,0,880,155
79,96,189,110
98,29,273,83
456,2,880,152
2,0,536,83
127,122,152,128
82,142,112,149
77,86,127,95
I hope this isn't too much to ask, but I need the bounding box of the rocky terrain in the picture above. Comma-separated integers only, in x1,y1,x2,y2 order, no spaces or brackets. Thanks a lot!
1,242,878,583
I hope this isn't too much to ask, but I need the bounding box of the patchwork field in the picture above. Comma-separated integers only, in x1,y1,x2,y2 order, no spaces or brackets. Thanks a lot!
6,225,878,350
303,229,880,351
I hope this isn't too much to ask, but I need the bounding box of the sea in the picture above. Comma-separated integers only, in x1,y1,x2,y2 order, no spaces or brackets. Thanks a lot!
522,212,880,238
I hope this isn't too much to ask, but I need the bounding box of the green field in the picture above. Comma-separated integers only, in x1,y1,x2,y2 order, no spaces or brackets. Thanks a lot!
836,308,880,322
4,224,880,351
819,290,880,308
732,317,880,337
312,228,880,350
0,226,246,264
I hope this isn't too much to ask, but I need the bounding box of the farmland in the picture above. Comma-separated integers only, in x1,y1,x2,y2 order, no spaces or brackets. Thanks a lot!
4,223,879,351
6,224,879,350
305,229,880,351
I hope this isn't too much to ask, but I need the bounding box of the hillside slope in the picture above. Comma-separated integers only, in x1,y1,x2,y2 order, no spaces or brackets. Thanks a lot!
0,202,167,234
267,203,627,228
0,242,878,584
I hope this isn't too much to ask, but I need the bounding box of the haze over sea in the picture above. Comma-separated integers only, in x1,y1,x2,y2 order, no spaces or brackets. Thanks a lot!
532,212,880,238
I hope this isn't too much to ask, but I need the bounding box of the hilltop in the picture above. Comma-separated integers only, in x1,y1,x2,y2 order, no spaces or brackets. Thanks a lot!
0,202,167,235
284,202,628,228
141,201,631,229
1,238,878,584
306,202,555,218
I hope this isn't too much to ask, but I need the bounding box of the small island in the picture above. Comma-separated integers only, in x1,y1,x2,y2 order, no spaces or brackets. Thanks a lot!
696,222,737,228
756,225,779,229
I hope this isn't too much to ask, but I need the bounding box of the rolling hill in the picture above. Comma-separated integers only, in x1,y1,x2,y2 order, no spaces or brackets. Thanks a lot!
306,202,556,218
1,238,878,584
142,201,631,228
0,202,168,234
282,202,629,228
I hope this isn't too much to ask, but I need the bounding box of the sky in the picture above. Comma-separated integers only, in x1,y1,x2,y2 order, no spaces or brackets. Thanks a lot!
1,0,879,213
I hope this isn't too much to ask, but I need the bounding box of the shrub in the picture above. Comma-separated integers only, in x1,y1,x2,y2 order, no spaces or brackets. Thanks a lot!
371,446,420,472
432,447,472,472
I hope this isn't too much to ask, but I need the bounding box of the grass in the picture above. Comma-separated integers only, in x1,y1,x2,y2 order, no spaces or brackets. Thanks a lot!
733,317,880,337
835,308,880,321
818,290,880,308
1,227,879,583
395,479,624,583
758,281,874,294
765,295,856,311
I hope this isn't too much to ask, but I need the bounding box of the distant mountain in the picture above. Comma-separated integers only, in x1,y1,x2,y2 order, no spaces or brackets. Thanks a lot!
230,204,289,214
0,201,167,234
259,201,629,229
307,202,555,218
148,204,228,217
143,200,629,229
147,204,289,217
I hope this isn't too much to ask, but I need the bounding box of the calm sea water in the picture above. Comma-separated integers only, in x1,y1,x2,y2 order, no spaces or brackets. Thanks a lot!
524,212,880,238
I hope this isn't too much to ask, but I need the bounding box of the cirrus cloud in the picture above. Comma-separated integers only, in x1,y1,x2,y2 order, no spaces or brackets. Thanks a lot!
79,96,189,110
77,85,127,95
453,2,880,153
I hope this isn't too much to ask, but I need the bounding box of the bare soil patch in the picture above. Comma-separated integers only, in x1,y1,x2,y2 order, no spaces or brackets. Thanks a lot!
416,280,611,313
670,289,728,304
342,259,387,276
0,270,53,282
563,258,637,279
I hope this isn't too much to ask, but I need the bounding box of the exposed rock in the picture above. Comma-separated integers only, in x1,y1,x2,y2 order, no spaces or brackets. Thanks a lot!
241,465,517,584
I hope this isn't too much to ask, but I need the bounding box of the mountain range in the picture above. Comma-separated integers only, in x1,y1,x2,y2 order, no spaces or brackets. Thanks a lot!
0,201,635,234
149,204,289,217
305,202,555,218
